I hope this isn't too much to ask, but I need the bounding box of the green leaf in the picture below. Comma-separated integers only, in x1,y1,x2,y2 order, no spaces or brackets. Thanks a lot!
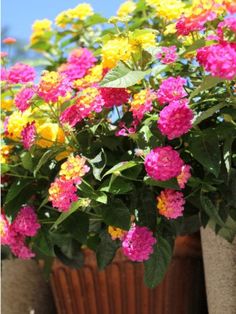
103,160,140,177
62,212,89,244
33,227,54,257
33,150,54,177
100,62,150,88
85,13,107,26
52,199,86,228
188,130,221,177
144,177,180,189
54,241,84,269
96,230,119,269
5,179,31,204
144,237,173,288
223,137,233,177
183,38,206,54
1,163,9,174
79,180,108,204
99,176,133,194
99,199,130,230
193,103,228,126
136,188,157,230
21,152,33,171
190,76,224,99
200,195,225,227
87,150,106,181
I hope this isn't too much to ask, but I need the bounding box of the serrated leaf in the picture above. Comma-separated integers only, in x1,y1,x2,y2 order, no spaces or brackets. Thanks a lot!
100,62,150,88
103,160,140,177
190,76,224,99
144,177,180,189
144,237,173,288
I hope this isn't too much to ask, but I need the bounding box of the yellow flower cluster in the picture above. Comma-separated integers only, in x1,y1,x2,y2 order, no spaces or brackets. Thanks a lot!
6,110,32,140
36,123,65,148
129,29,156,52
108,226,126,240
59,155,89,183
0,145,12,164
78,87,100,107
55,3,93,28
117,0,136,18
30,19,52,45
146,0,185,20
1,98,13,111
73,65,103,89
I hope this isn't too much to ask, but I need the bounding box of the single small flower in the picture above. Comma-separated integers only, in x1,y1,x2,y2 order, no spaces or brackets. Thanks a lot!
15,87,35,112
144,146,184,181
158,99,193,140
12,205,40,237
157,76,187,105
21,121,36,150
49,178,78,212
177,165,191,189
157,189,185,219
108,226,126,240
122,224,156,262
59,155,90,184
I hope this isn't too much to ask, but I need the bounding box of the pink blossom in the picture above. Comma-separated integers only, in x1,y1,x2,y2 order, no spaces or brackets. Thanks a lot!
177,165,191,189
157,189,185,219
144,146,184,181
1,68,8,81
157,76,187,105
49,178,78,212
115,120,139,137
217,17,236,43
8,231,35,259
156,46,178,64
7,63,36,84
15,87,35,112
100,87,130,108
158,99,193,140
21,122,36,150
130,89,156,121
122,224,156,262
197,43,236,80
12,205,40,237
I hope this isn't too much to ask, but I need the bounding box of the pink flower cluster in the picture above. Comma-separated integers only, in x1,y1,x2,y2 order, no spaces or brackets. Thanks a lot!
21,121,36,150
60,87,104,127
48,178,78,212
59,48,96,81
122,224,156,262
37,71,72,103
7,63,36,84
156,46,178,64
100,87,130,108
197,43,236,80
157,189,185,219
15,87,35,112
1,206,40,259
144,146,184,181
158,99,193,140
157,77,187,105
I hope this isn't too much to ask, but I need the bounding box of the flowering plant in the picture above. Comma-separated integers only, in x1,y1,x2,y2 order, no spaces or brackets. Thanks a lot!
1,0,236,288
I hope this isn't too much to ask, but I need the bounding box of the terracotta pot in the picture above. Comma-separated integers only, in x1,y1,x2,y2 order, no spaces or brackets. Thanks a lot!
2,259,56,314
201,227,236,314
50,234,208,314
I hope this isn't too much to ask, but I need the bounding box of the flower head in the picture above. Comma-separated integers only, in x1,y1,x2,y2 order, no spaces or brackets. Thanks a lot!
156,46,178,64
21,121,36,150
2,37,16,44
7,63,36,84
100,87,130,108
157,189,185,219
157,76,187,105
49,178,78,212
177,165,191,189
108,226,126,240
130,89,156,120
15,87,35,112
59,155,90,184
102,38,131,69
146,0,185,20
117,1,136,17
158,99,193,140
122,224,156,262
36,123,65,148
144,146,184,181
5,110,32,141
37,71,71,102
12,205,40,237
197,43,236,80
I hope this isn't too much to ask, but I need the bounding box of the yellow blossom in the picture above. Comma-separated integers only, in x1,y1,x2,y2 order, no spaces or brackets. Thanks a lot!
108,226,126,240
36,123,65,148
0,145,12,164
164,23,177,35
59,155,89,183
72,3,94,20
146,0,185,20
102,37,132,69
30,19,52,45
5,110,32,141
128,29,156,52
1,98,13,111
117,1,136,18
73,65,103,89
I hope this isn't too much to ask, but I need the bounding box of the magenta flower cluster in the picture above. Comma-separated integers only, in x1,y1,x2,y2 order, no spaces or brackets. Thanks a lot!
156,46,178,64
21,121,36,150
15,87,35,112
7,63,36,84
157,76,187,105
100,87,130,108
122,225,156,262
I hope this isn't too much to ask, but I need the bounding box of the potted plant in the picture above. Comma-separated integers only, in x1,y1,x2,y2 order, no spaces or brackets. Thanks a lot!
1,0,235,312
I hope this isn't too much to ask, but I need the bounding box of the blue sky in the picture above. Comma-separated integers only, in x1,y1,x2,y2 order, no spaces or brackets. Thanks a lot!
2,0,124,41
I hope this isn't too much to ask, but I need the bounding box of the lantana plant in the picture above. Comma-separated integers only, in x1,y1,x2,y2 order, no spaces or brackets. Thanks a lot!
1,0,236,288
